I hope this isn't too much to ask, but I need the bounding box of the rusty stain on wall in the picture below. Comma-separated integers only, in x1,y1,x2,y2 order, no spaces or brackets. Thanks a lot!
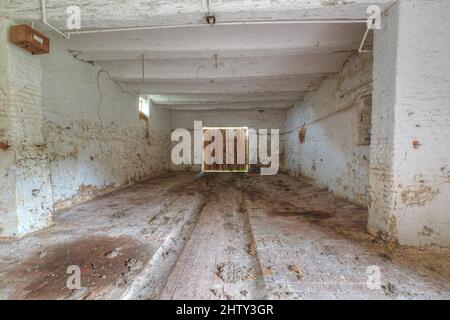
299,126,306,144
401,184,440,207
418,226,437,238
0,142,9,150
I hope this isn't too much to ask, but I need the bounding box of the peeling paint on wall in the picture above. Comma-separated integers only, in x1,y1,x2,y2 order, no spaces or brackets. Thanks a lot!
401,184,440,207
369,0,450,247
0,19,54,237
285,53,373,206
43,120,171,211
1,20,171,236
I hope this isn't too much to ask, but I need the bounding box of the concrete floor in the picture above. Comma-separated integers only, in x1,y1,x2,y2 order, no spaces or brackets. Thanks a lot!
1,172,450,300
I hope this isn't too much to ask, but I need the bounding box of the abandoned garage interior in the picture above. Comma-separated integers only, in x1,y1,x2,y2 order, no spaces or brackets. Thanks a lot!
0,0,449,300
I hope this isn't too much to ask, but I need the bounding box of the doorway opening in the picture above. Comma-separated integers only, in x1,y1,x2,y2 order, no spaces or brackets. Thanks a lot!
202,127,249,173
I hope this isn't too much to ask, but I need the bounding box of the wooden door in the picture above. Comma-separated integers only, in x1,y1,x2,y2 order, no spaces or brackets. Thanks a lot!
203,128,248,172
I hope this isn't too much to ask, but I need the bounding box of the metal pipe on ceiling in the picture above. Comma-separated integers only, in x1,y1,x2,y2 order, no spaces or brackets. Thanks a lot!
41,0,70,39
40,0,371,53
65,19,368,37
358,26,372,53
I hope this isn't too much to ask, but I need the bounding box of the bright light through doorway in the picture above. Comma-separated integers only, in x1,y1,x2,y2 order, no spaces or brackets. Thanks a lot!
202,127,249,173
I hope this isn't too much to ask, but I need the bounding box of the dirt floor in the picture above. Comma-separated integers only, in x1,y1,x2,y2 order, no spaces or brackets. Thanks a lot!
1,172,450,300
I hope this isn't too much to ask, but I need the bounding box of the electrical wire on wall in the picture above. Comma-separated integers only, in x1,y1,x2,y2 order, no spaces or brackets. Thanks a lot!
95,69,139,127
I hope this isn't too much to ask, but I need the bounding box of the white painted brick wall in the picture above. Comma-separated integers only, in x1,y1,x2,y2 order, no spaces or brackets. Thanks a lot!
1,19,172,235
0,18,17,235
41,34,172,210
285,53,373,206
369,0,450,247
0,19,54,236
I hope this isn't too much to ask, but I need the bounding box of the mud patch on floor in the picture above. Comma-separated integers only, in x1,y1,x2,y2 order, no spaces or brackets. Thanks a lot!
14,236,148,300
112,208,132,219
270,179,292,192
287,264,304,281
381,282,399,298
216,262,252,284
246,242,256,257
246,266,277,281
268,210,333,219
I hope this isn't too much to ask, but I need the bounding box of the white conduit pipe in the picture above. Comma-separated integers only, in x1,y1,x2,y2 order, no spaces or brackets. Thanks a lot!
358,26,372,53
41,0,70,39
41,0,370,54
66,19,368,37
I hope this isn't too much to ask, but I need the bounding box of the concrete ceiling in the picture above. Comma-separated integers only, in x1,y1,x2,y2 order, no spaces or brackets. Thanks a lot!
1,0,393,110
2,0,394,28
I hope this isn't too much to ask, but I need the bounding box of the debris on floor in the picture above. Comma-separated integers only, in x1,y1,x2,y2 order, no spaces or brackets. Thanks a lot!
0,172,450,300
288,264,304,282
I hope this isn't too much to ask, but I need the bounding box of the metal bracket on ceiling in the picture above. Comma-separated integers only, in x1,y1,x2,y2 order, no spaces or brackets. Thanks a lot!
206,12,216,25
206,0,216,24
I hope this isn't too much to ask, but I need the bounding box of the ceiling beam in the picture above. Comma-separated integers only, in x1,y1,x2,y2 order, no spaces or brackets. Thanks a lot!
154,100,298,110
73,47,356,61
125,75,324,95
65,23,366,57
148,92,306,105
99,52,352,82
